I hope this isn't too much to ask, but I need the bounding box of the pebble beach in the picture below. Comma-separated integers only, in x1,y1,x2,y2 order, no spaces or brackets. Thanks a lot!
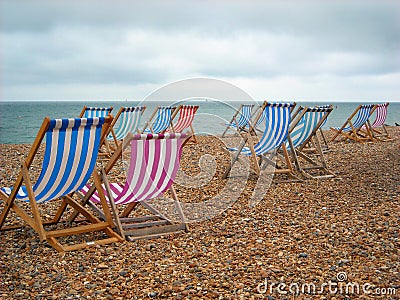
0,128,399,299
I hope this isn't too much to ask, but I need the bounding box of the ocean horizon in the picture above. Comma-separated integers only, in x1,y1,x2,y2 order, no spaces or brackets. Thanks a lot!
0,100,399,144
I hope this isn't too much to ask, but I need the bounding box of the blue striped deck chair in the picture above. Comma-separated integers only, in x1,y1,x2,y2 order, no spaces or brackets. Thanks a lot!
285,106,334,179
315,105,331,151
330,104,376,143
142,106,176,134
222,104,254,137
108,106,146,146
0,117,122,252
79,106,113,118
223,102,298,181
79,106,114,157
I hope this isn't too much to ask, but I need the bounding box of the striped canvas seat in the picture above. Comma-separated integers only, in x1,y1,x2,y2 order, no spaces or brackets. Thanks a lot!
80,106,113,118
369,103,389,128
166,105,199,143
330,104,376,143
333,104,374,132
0,117,122,252
170,105,198,133
238,103,293,156
224,102,298,180
1,118,104,203
80,132,189,240
285,106,334,179
143,106,176,134
286,107,329,149
108,106,146,142
222,104,254,137
365,103,391,141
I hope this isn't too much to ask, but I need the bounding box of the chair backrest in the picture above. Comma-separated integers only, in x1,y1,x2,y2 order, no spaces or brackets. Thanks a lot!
243,103,294,156
110,106,145,140
343,104,374,131
82,106,113,118
287,106,332,149
316,105,331,127
234,104,253,127
150,106,175,133
20,118,106,203
370,103,389,128
171,105,198,133
89,133,186,205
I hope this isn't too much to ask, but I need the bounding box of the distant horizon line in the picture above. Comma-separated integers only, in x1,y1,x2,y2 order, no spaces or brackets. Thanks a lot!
1,99,398,103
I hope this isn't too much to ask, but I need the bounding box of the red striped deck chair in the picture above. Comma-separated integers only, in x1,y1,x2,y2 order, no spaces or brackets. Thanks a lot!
0,117,122,252
168,105,199,143
365,103,392,141
80,132,189,241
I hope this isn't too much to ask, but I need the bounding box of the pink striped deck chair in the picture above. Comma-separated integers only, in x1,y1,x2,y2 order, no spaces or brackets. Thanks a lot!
168,105,199,143
80,132,189,240
365,103,392,141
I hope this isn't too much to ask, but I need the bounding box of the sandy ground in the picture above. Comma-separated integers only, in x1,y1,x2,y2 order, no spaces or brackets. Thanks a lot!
0,128,399,299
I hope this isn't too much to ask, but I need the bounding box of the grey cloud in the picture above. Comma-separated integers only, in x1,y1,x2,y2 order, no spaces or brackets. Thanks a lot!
1,0,399,100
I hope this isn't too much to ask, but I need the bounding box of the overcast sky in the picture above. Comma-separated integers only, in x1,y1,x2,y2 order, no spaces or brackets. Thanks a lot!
1,0,399,101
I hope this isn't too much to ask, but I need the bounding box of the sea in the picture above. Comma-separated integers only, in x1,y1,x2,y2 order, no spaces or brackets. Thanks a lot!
0,100,399,144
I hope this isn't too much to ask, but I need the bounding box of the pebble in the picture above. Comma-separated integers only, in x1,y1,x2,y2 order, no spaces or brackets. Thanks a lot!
0,129,399,299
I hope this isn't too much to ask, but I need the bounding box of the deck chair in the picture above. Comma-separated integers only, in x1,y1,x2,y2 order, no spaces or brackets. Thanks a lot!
79,106,114,157
365,103,392,141
222,104,254,137
314,105,331,151
79,106,113,118
286,106,334,179
223,102,298,181
79,132,189,241
167,105,199,143
142,106,176,134
0,117,122,252
107,106,146,146
330,104,377,143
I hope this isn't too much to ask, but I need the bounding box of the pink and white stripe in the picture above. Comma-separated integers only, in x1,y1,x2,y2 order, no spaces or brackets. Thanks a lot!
370,103,389,128
81,133,186,205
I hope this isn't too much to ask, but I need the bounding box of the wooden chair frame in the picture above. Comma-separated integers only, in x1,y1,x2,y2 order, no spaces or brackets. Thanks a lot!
330,104,377,143
77,133,189,241
0,117,122,252
286,106,335,179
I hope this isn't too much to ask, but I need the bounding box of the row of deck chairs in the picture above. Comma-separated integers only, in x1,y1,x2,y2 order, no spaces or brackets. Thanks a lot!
0,101,392,252
330,102,392,143
222,102,391,182
80,104,199,157
0,105,200,252
223,102,335,180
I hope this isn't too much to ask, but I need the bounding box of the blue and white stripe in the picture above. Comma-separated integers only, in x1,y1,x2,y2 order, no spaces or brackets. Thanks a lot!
233,103,293,156
83,107,112,118
145,107,174,133
108,107,144,141
226,104,253,128
333,104,374,132
286,108,329,149
1,118,104,203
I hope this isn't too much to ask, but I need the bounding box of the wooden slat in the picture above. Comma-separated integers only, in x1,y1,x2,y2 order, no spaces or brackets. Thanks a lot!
125,223,186,238
46,222,110,238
